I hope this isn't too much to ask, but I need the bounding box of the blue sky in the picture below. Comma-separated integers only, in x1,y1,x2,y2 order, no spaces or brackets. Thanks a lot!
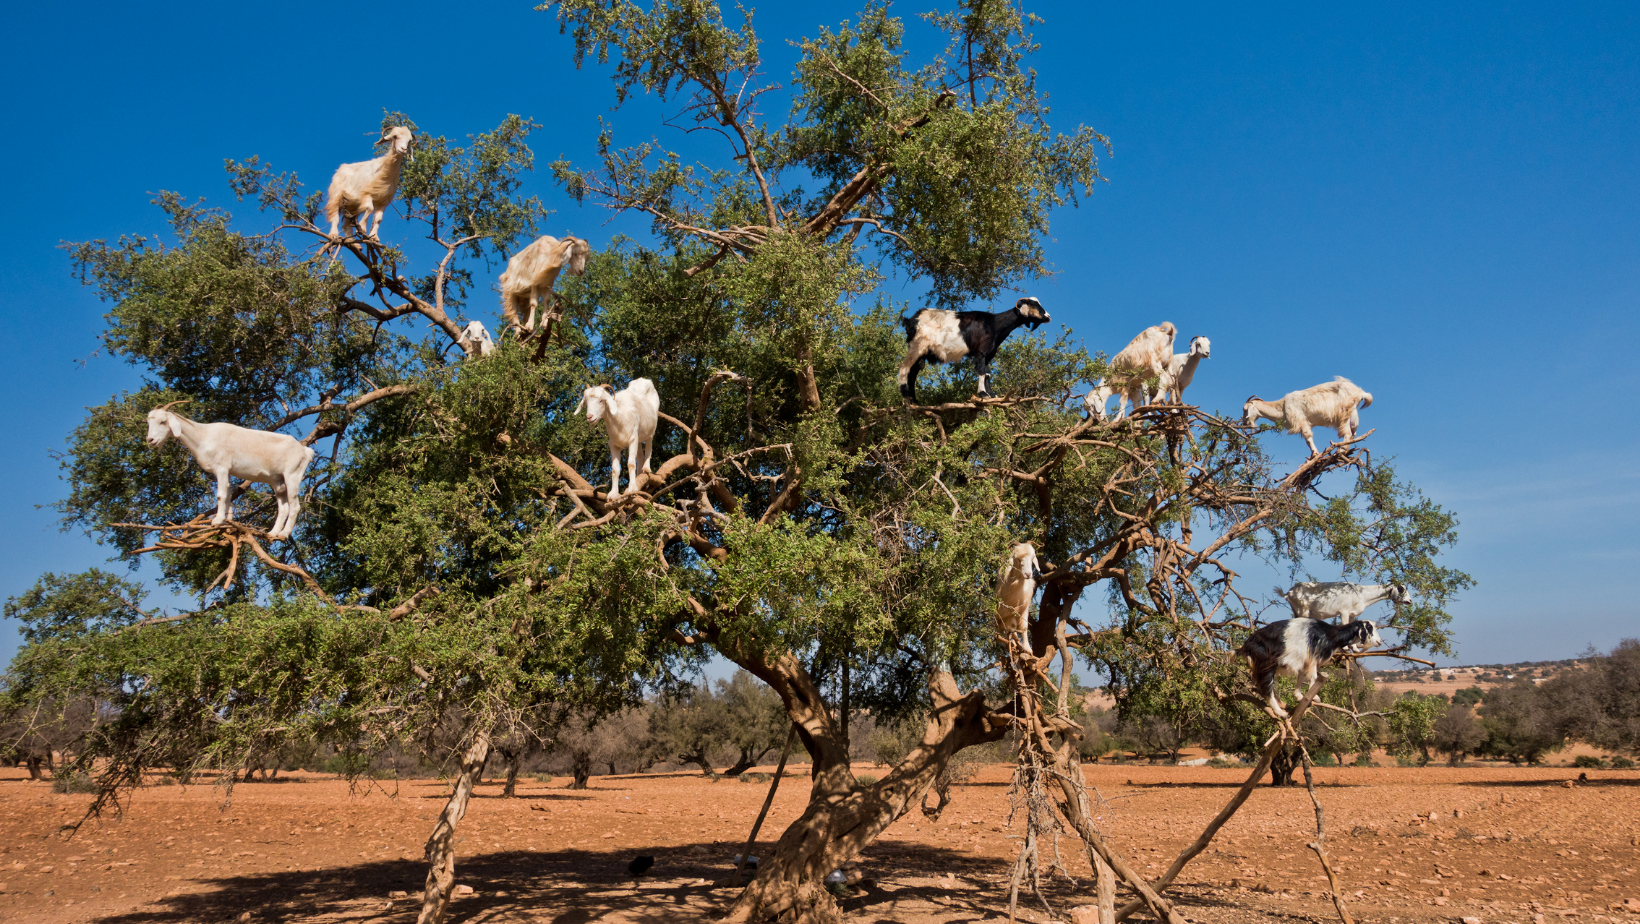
0,1,1634,669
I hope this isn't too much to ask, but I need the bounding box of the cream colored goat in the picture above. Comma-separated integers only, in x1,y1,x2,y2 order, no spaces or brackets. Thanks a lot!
1242,377,1373,456
325,126,414,241
499,235,592,333
575,378,660,497
458,320,495,358
1084,322,1177,421
994,542,1042,653
144,404,315,540
1155,335,1211,404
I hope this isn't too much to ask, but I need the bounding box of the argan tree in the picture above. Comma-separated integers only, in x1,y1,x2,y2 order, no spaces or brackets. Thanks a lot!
1,2,1470,923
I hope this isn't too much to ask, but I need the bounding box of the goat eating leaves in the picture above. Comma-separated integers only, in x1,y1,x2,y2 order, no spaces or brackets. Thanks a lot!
145,403,316,540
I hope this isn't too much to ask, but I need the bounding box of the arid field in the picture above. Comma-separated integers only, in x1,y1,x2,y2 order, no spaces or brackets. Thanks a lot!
1,763,1637,924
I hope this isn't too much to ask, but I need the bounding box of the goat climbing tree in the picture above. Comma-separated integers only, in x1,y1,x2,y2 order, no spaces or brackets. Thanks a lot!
3,2,1470,924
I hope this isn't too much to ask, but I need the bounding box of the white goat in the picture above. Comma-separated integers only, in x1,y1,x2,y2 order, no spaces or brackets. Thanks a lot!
994,542,1043,653
1282,581,1410,623
499,235,592,333
1084,322,1177,421
457,320,495,358
575,379,660,498
1241,377,1373,456
144,403,316,540
325,126,414,241
1155,335,1211,405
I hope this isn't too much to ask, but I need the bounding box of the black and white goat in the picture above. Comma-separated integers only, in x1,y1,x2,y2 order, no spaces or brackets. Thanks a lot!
898,297,1051,402
1237,618,1382,718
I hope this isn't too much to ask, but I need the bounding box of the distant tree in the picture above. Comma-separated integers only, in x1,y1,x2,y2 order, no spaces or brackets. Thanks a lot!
1431,704,1484,765
1452,686,1484,706
1479,680,1562,765
1540,639,1640,756
1387,693,1445,766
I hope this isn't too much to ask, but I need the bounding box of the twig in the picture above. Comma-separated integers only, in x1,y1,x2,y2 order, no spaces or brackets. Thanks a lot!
1299,742,1355,924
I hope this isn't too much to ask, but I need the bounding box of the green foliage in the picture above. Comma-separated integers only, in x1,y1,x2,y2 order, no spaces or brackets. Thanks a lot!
5,569,149,644
1478,680,1562,766
1540,639,1640,755
1610,756,1635,770
52,774,100,795
1572,754,1606,769
1452,686,1485,706
1387,693,1445,766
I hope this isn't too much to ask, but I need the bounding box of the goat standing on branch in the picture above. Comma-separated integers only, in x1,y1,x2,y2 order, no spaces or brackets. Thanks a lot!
994,542,1042,654
1155,335,1211,405
499,234,591,334
325,126,414,242
898,297,1050,402
144,403,316,540
575,379,659,498
1242,377,1373,456
1084,321,1177,421
1238,618,1382,719
1282,581,1409,623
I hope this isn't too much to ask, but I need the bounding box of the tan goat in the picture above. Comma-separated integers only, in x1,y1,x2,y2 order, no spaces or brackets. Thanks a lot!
325,126,414,241
1084,321,1177,421
1242,377,1373,456
994,542,1043,654
499,235,592,333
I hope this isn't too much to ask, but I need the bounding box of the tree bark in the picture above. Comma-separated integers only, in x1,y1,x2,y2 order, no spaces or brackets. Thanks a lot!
570,749,592,790
502,749,521,798
721,668,1005,924
417,731,491,924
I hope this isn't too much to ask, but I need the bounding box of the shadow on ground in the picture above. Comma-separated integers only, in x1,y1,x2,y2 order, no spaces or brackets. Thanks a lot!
85,840,1115,924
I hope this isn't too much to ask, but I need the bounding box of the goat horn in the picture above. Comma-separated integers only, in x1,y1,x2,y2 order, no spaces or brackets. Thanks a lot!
156,399,192,412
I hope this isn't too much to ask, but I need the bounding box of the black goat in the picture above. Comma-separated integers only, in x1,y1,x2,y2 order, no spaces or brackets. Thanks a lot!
1236,618,1381,718
898,296,1051,402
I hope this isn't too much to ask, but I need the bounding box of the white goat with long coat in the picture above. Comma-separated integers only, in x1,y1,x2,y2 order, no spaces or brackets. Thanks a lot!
1155,335,1211,405
1282,581,1409,623
1241,377,1373,456
144,403,316,540
575,379,660,498
1084,322,1177,421
499,235,592,333
994,542,1043,653
325,126,414,241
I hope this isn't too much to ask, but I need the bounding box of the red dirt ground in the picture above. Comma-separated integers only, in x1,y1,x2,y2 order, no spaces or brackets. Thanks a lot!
1,763,1638,924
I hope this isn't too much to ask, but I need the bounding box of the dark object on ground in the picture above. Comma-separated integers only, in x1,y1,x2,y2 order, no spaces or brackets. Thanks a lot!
628,854,655,884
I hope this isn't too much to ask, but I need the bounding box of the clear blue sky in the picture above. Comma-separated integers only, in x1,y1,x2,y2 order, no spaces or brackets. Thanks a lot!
0,2,1634,669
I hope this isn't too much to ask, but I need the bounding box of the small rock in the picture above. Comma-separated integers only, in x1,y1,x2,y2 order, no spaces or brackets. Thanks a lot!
453,884,475,896
1434,897,1449,906
1479,869,1493,877
1625,899,1640,913
1462,917,1483,924
1563,780,1575,789
238,913,252,921
1533,915,1546,924
39,866,55,873
1070,905,1100,924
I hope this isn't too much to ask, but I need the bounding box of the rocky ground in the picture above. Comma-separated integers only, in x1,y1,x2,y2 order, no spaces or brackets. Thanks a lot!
0,763,1636,924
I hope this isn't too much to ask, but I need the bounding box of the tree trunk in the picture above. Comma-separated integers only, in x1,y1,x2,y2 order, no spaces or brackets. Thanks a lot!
502,750,521,798
724,747,769,778
1271,747,1298,786
722,664,1004,924
569,749,592,790
417,731,491,924
24,756,43,781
